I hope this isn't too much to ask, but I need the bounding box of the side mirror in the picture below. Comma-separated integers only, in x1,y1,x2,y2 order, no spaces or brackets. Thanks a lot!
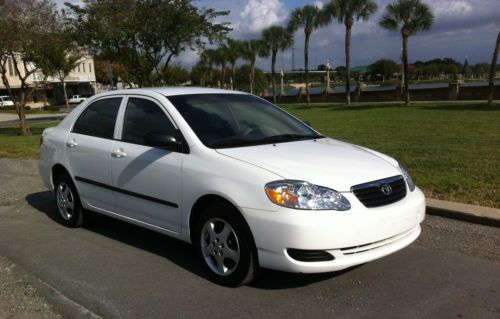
144,132,182,152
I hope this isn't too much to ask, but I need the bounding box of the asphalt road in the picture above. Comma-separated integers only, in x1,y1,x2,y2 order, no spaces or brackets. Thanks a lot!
0,159,499,319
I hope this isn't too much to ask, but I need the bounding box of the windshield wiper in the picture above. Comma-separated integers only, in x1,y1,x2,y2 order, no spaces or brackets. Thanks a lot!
209,134,324,148
208,138,257,148
257,134,324,143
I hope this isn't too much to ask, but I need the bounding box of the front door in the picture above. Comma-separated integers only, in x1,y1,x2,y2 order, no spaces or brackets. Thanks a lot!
111,97,183,232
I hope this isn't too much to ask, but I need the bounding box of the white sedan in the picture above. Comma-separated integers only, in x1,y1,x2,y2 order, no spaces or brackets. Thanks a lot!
0,95,15,107
39,88,425,286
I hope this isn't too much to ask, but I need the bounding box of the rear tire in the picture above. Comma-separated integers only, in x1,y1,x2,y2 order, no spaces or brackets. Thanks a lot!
194,202,258,287
53,174,84,227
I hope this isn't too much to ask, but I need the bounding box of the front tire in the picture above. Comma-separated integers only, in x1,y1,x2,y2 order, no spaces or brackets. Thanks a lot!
54,174,84,227
195,203,258,287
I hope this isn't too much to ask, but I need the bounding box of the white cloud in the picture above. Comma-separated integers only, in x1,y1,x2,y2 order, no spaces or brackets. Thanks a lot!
237,0,288,33
314,1,324,10
430,0,472,16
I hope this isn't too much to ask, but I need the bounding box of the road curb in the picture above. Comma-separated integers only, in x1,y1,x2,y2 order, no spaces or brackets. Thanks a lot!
426,198,500,227
5,257,102,319
0,115,66,128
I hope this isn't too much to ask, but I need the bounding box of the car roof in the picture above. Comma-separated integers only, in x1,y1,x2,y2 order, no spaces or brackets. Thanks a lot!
95,87,249,97
0,96,11,98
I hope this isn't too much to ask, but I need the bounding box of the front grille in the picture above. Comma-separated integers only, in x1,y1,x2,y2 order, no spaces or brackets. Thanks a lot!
287,249,335,262
351,175,407,208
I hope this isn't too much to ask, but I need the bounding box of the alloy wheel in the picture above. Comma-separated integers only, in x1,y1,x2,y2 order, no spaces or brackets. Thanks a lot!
200,218,240,276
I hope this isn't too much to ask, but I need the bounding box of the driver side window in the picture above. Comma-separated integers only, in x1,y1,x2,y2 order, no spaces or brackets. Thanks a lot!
122,98,177,146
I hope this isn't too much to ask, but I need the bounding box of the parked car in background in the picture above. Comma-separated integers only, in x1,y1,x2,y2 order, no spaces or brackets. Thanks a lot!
39,88,425,287
0,95,15,107
68,95,87,104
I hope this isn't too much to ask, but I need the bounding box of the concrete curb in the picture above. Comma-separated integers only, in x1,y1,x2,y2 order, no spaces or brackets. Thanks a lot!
426,198,500,227
6,257,102,319
0,115,66,128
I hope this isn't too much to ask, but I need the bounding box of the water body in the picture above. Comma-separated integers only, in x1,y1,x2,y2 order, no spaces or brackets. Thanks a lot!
266,81,497,96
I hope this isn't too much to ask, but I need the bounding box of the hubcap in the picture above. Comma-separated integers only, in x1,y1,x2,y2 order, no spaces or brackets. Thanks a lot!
56,182,75,221
200,218,240,276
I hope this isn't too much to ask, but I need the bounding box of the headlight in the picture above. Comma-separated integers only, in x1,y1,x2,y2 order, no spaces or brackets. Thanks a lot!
398,162,416,191
265,180,351,210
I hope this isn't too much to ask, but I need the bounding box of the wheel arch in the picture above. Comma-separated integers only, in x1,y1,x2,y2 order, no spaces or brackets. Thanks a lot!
51,164,72,187
188,194,259,263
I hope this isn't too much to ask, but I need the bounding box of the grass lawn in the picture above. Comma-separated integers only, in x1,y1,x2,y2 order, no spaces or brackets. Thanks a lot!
280,101,500,208
0,101,498,207
0,121,60,158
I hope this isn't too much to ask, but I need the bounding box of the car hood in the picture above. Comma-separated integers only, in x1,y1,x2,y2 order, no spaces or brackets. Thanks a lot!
216,138,402,191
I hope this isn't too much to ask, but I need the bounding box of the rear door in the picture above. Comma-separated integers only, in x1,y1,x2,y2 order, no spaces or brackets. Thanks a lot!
110,96,183,232
66,96,123,213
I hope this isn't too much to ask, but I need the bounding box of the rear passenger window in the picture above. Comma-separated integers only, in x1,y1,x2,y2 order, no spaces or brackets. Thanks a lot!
72,98,121,139
122,98,177,145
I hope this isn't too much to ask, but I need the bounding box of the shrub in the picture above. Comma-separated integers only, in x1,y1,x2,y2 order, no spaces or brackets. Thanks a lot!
44,105,60,111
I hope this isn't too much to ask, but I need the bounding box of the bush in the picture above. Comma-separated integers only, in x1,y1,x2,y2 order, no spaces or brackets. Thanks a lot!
43,105,60,111
1,106,17,111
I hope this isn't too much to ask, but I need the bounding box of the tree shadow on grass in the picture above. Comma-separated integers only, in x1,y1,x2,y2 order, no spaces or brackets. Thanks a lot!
327,103,403,112
416,103,500,111
25,191,354,289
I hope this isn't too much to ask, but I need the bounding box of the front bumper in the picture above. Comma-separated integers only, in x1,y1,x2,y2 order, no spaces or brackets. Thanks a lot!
242,187,425,273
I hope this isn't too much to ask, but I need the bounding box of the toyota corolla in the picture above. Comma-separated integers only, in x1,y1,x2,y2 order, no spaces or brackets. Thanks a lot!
39,88,425,286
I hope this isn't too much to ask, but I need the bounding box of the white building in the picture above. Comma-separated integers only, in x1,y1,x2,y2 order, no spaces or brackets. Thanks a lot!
0,55,97,104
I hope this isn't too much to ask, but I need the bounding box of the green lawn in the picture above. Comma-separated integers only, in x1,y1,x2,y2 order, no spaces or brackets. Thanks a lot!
0,102,499,207
280,102,500,208
0,121,60,158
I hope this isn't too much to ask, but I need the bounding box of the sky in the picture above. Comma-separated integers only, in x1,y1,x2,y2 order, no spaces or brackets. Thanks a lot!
57,0,500,70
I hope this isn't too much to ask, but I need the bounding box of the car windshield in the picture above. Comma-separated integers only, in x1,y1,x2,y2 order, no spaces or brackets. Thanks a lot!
1,96,12,101
167,93,323,148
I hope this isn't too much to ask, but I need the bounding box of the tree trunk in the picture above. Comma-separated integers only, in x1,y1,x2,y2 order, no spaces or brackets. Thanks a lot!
402,34,410,106
250,60,255,95
232,63,236,90
488,31,500,106
62,80,70,112
345,23,352,105
18,90,31,136
221,65,226,88
106,60,114,90
305,31,311,106
271,50,277,104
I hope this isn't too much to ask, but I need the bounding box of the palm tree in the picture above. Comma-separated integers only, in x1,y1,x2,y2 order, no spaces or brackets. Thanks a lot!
379,0,434,106
262,26,294,103
328,0,377,105
241,39,267,94
225,38,244,90
213,46,229,88
488,31,499,107
200,48,217,87
288,5,331,105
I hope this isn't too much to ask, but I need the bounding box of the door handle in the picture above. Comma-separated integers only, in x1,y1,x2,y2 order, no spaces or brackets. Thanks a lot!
66,139,78,148
111,148,127,159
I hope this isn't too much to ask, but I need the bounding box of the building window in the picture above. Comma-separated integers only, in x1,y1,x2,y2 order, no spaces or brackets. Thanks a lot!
77,64,80,73
83,63,86,73
7,58,14,76
89,63,92,73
